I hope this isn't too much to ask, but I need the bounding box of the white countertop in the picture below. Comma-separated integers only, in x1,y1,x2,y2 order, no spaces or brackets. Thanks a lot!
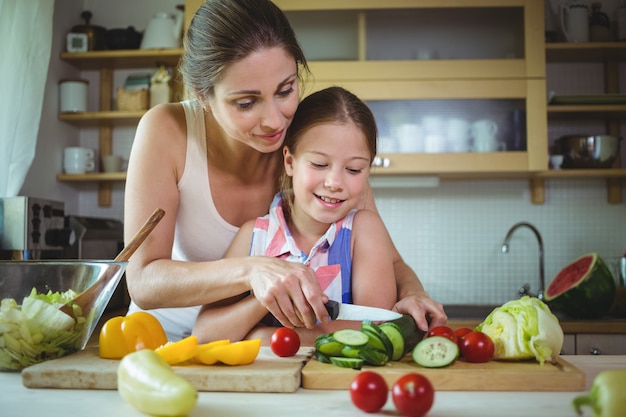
4,355,626,417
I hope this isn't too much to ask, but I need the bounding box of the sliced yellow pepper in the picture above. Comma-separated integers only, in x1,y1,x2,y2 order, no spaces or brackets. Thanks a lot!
155,335,199,365
99,312,168,359
193,339,261,366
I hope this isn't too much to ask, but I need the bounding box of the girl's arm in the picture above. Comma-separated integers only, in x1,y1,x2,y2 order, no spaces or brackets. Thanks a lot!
361,184,447,331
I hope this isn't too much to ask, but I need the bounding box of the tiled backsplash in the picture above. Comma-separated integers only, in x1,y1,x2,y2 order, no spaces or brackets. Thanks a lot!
374,179,626,307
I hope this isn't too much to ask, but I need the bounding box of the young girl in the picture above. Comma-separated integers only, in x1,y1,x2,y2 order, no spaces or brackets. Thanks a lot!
194,87,397,345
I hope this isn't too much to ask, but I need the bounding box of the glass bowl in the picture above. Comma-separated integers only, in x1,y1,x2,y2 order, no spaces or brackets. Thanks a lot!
0,260,127,371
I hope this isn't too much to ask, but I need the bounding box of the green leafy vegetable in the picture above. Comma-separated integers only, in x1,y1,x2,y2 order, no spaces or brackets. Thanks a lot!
0,288,85,370
475,296,563,365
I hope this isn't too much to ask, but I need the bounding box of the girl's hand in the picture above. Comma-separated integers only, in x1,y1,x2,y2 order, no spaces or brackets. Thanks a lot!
248,257,329,329
393,292,447,332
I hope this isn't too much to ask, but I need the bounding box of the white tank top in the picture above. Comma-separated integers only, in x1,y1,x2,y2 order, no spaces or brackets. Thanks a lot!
127,100,239,341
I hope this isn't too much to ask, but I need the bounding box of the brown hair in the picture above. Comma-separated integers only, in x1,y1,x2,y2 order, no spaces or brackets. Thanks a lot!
280,86,378,214
179,0,310,102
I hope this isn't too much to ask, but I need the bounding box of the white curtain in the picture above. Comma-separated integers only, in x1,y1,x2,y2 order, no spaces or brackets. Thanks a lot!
0,0,55,197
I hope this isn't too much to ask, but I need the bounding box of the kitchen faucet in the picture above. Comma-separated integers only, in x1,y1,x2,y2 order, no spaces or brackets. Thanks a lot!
501,221,545,301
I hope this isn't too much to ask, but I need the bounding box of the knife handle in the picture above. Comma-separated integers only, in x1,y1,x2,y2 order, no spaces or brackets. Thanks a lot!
325,300,340,320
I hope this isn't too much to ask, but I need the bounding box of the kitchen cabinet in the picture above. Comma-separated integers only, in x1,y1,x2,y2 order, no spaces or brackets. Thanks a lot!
57,0,625,207
562,333,626,355
545,42,626,204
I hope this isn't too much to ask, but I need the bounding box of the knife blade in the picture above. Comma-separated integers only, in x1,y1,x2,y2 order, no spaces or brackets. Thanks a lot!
324,300,402,321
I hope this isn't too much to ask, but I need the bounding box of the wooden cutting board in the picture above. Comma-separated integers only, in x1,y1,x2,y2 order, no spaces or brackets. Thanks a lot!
302,355,585,391
22,346,314,393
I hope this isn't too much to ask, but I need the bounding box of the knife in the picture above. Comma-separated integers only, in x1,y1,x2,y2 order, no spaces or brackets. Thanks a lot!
324,300,402,321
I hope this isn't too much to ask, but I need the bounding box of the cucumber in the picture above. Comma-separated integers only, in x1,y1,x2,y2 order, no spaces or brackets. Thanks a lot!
361,321,392,357
379,323,404,361
333,329,369,347
315,335,345,357
412,335,459,368
341,345,361,358
329,357,364,370
384,315,424,355
315,350,332,364
358,347,389,366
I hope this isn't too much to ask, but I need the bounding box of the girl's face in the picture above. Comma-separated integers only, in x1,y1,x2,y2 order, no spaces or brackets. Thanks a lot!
208,47,300,153
284,122,372,227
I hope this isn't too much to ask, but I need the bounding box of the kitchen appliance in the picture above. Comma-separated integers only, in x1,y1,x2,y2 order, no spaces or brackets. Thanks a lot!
140,10,183,49
0,197,74,260
71,11,107,51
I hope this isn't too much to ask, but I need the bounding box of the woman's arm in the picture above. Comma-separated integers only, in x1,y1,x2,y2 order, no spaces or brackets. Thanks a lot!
361,184,447,331
124,105,327,329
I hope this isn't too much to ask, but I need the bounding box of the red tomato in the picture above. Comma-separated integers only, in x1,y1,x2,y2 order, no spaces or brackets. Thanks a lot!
453,327,474,353
426,325,457,344
460,331,495,363
391,373,435,417
270,328,300,357
350,371,388,413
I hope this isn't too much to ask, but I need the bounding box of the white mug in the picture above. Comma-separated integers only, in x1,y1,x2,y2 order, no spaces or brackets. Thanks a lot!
64,147,95,174
446,118,471,152
471,120,505,152
560,3,589,43
397,123,424,153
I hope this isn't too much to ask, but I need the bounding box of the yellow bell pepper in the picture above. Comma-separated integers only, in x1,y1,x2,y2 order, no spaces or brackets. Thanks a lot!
99,312,168,359
155,335,199,365
193,339,261,366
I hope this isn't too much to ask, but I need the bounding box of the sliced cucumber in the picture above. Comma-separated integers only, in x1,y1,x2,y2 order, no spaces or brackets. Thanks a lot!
315,335,345,357
361,322,388,354
380,323,404,361
385,315,424,355
412,335,459,368
315,350,332,364
358,347,389,366
341,345,361,358
333,329,369,347
329,357,364,370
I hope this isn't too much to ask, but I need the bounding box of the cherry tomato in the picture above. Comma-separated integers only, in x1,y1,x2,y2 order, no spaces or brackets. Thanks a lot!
391,373,435,417
426,325,457,344
350,371,388,413
453,327,473,353
270,328,300,357
460,331,495,363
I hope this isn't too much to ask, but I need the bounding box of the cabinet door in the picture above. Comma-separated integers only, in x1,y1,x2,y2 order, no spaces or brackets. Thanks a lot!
576,334,626,355
561,334,576,355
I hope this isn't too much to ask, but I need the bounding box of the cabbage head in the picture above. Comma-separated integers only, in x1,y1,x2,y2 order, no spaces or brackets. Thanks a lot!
476,296,563,365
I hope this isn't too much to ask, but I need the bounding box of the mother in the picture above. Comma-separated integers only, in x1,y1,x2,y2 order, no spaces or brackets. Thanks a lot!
124,0,446,342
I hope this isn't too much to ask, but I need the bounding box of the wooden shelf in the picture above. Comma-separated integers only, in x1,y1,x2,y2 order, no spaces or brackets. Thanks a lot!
57,172,126,182
58,111,145,126
274,0,526,11
59,49,183,70
546,42,626,62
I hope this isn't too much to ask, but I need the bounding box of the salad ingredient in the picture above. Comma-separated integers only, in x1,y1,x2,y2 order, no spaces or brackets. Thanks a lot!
544,253,615,319
476,296,563,365
412,336,459,368
453,327,473,353
270,327,301,357
392,373,435,417
117,349,197,416
459,331,494,363
99,311,168,359
426,325,457,344
573,370,626,417
350,371,388,413
0,288,85,370
155,335,199,365
193,338,261,365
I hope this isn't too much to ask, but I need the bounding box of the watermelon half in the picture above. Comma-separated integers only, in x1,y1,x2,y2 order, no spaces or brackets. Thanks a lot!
544,253,616,319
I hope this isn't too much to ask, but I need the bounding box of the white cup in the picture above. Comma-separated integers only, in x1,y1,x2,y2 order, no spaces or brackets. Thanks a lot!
560,3,589,43
446,118,471,152
64,147,95,174
59,79,88,113
550,154,564,170
471,119,505,152
397,123,424,153
101,154,122,173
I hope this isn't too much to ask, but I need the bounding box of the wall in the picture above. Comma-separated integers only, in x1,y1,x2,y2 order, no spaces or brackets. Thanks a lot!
19,0,626,307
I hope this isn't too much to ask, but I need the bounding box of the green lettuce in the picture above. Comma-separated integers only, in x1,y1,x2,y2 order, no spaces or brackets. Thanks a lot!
476,296,564,365
0,288,85,371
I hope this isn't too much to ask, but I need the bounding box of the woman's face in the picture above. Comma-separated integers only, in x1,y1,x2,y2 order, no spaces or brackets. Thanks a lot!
284,122,372,227
208,47,300,154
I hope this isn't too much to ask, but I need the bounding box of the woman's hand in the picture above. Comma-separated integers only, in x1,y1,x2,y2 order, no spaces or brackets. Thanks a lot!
393,292,447,332
248,257,329,329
